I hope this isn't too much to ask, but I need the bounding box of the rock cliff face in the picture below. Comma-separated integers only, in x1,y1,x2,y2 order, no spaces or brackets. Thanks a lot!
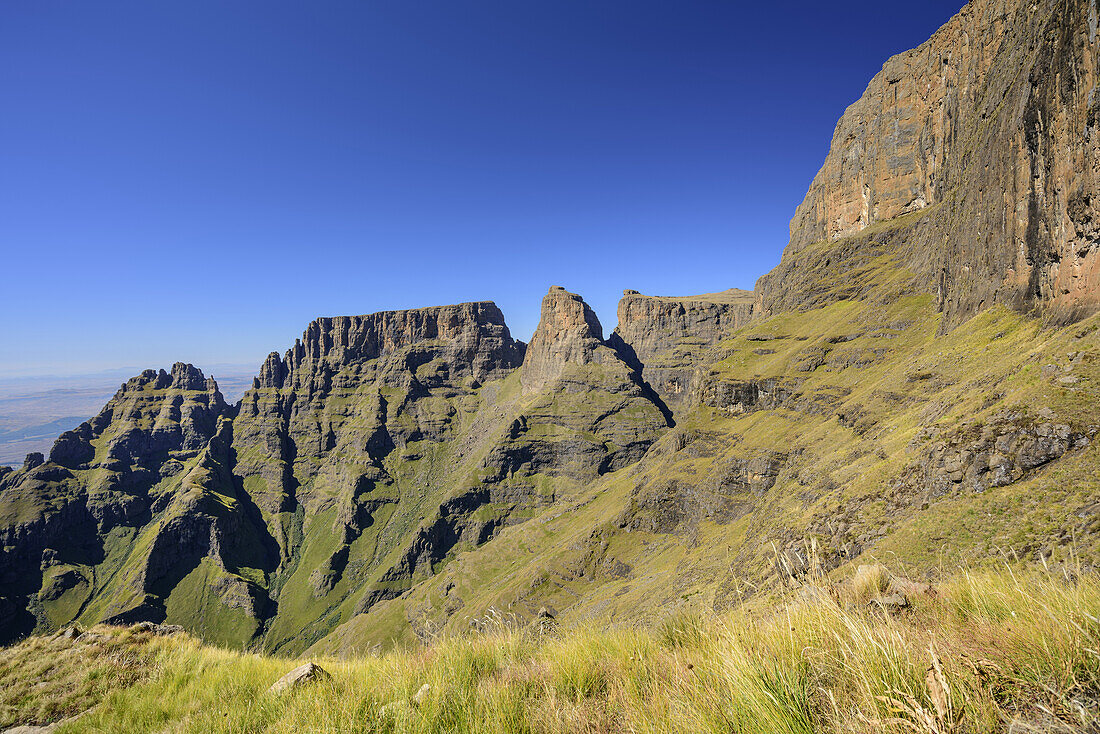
760,0,1100,326
0,295,680,651
499,287,669,479
520,286,616,394
611,289,755,415
255,302,524,394
233,301,524,520
228,302,538,650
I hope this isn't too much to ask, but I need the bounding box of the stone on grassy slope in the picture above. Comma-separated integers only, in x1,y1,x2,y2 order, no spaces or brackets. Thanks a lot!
2,709,92,734
268,662,330,694
868,593,909,611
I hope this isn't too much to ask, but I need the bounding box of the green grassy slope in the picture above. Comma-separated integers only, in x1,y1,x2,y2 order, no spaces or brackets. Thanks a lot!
312,238,1100,654
3,566,1098,733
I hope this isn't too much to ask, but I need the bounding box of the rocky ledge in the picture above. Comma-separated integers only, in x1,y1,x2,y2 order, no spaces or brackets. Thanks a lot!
611,289,755,415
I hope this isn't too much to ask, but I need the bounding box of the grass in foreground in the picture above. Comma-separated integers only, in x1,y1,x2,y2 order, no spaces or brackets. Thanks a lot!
2,566,1099,733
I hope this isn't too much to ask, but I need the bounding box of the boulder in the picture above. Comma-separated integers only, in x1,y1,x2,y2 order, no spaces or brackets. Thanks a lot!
887,577,934,598
267,662,331,695
868,593,910,611
130,621,185,636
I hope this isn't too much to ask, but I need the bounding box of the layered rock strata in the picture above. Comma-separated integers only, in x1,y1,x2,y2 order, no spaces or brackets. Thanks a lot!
6,0,1100,654
611,289,755,414
500,287,670,479
0,364,235,643
759,0,1100,326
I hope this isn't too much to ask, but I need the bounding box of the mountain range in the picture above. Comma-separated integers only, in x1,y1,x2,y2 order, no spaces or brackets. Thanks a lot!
2,0,1099,657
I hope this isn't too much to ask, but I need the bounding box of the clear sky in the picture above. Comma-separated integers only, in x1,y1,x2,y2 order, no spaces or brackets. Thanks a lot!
1,0,965,378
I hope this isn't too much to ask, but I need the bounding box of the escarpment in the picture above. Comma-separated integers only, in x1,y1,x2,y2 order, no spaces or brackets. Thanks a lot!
611,289,755,415
497,287,669,480
0,293,689,651
232,301,525,519
520,286,616,393
0,364,234,643
759,0,1100,326
229,302,544,651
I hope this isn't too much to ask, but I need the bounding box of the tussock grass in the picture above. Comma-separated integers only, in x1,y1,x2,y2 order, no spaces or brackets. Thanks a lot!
5,567,1100,733
847,562,891,604
0,624,169,729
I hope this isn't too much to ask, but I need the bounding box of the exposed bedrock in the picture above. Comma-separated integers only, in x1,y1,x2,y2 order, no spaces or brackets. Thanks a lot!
520,286,617,394
233,301,527,521
610,289,755,415
506,287,670,476
0,365,232,641
758,0,1100,327
900,411,1095,497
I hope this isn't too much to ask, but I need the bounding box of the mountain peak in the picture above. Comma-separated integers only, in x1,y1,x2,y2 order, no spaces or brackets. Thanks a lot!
520,286,610,393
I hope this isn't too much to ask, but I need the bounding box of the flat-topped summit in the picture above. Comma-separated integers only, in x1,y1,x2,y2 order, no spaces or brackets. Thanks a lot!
622,288,755,305
613,289,755,414
254,301,525,391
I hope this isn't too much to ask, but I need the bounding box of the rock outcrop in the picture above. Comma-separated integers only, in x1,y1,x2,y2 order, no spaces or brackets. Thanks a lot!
498,287,670,478
610,289,754,415
0,364,233,644
520,286,616,394
233,301,525,520
759,0,1100,326
254,302,524,395
7,0,1100,656
901,411,1094,496
699,376,799,415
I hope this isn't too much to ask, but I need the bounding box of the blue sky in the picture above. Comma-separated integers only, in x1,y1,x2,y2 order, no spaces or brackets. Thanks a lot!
1,1,964,378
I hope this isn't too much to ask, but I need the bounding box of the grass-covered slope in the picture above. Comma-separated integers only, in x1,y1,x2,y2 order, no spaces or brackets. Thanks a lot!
4,221,1100,659
0,365,236,644
3,567,1098,733
312,230,1100,653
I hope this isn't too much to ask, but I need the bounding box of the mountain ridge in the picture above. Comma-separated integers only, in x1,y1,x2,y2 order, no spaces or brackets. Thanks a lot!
3,0,1100,653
